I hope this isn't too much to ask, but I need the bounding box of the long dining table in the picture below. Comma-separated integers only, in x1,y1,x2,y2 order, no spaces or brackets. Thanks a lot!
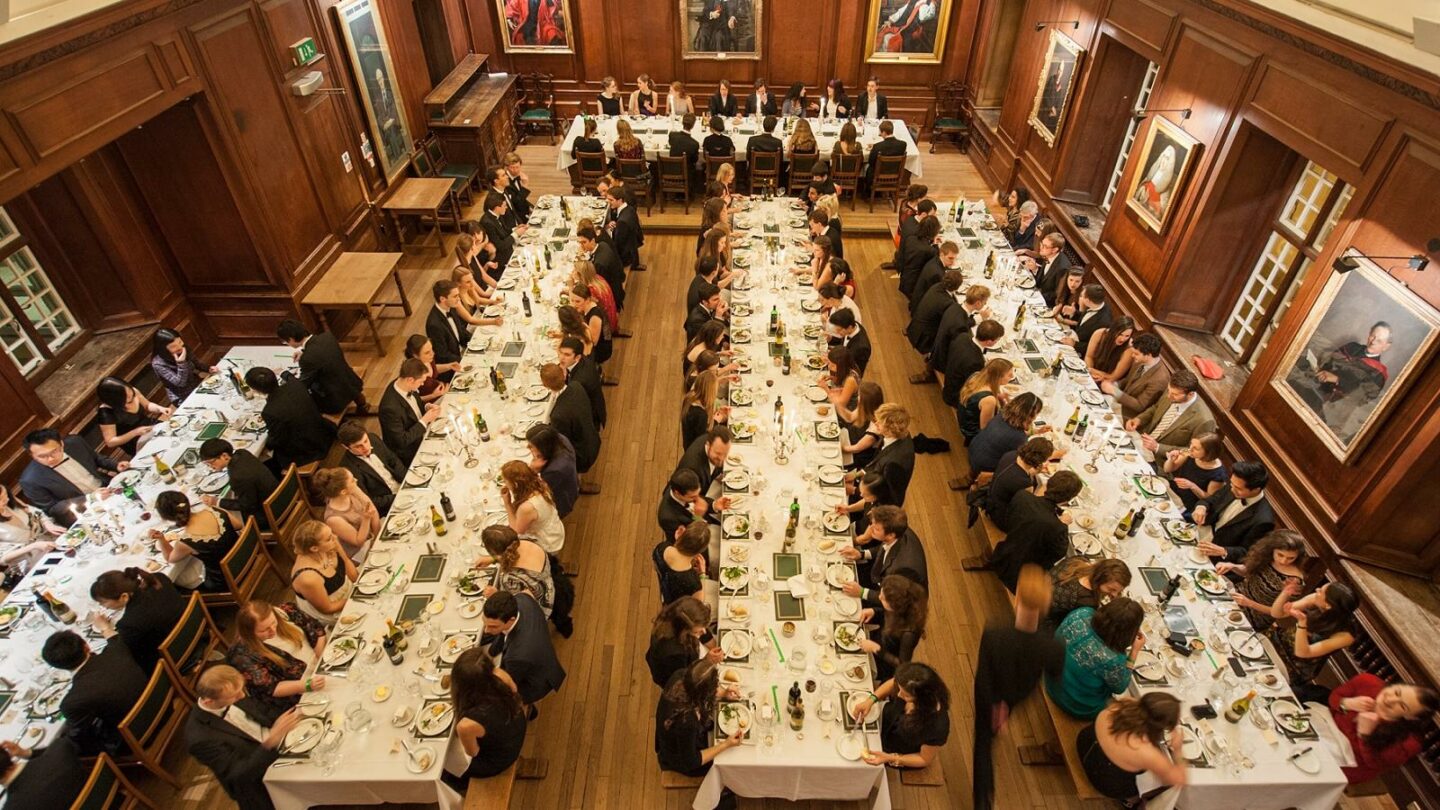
691,195,890,810
556,113,926,179
933,202,1349,810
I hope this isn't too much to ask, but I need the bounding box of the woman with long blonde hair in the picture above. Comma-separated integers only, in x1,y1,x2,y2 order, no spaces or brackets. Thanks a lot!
957,359,1016,442
288,520,357,623
455,230,498,290
680,369,729,451
839,381,885,470
449,266,503,327
667,81,695,116
788,118,817,156
614,119,644,161
227,599,328,712
500,460,565,554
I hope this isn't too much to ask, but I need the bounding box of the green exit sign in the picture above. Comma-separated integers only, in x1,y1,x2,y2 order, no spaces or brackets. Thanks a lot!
291,37,318,66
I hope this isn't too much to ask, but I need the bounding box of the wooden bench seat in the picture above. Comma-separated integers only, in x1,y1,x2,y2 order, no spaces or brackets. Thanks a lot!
1016,691,1102,801
899,756,945,786
463,762,517,809
974,509,1006,555
660,770,706,788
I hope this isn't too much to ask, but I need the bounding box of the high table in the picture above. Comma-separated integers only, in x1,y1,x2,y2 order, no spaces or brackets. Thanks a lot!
691,195,889,810
262,194,609,810
0,346,290,783
556,114,925,179
934,203,1348,810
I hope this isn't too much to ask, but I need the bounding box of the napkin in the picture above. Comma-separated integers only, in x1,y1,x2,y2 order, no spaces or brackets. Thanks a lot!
787,575,813,598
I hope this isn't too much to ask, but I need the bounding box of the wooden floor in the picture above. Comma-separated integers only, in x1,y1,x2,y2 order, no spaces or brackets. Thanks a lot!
153,147,1395,810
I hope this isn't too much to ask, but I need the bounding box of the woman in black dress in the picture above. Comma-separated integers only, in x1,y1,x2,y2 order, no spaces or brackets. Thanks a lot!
849,662,951,769
655,659,743,776
681,369,729,452
1079,693,1186,804
450,647,528,783
596,76,623,116
859,575,927,683
1047,557,1133,630
151,490,239,592
1270,581,1358,704
645,597,717,688
654,522,710,605
571,115,604,161
89,567,187,672
838,381,883,471
95,377,168,457
1218,529,1306,630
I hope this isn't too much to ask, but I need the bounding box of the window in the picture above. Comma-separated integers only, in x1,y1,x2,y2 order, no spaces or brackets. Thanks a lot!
1101,61,1159,212
0,207,81,374
1220,162,1349,365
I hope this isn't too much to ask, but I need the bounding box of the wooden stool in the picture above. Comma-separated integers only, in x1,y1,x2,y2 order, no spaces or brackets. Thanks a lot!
660,770,705,788
899,757,945,786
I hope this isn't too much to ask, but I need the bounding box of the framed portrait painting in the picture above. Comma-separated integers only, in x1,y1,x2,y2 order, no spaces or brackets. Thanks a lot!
1274,251,1440,461
495,0,574,53
1124,115,1199,233
865,0,953,64
335,0,413,182
1027,29,1083,145
680,0,761,60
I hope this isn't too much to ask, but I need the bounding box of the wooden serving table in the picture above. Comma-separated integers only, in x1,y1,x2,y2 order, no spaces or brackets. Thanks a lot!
381,178,456,255
425,55,517,171
302,252,411,355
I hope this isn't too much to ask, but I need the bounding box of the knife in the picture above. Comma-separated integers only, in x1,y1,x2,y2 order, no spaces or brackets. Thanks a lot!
1287,746,1313,761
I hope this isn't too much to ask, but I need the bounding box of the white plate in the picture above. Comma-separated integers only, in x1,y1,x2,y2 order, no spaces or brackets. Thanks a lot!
725,601,752,623
721,630,753,659
440,634,475,664
456,574,485,597
716,703,753,736
835,731,865,761
1043,328,1067,342
727,545,751,563
732,329,752,343
1229,631,1265,659
1061,356,1087,373
818,465,845,485
1079,390,1105,406
391,706,415,727
823,512,850,533
282,718,326,754
1269,699,1311,735
806,387,829,403
1136,475,1169,496
833,622,863,652
730,422,756,440
1108,432,1133,448
723,514,750,536
1289,747,1322,774
356,568,389,595
372,685,393,703
387,513,418,535
416,702,454,736
523,386,551,402
335,612,366,633
1133,651,1164,680
725,470,751,490
833,596,860,617
821,446,840,459
1071,531,1102,556
322,637,360,667
1194,570,1228,595
459,601,483,619
816,421,841,440
730,389,754,406
32,683,66,716
406,745,438,773
405,467,434,487
719,567,750,591
198,471,230,493
826,563,856,589
1181,726,1202,759
1222,609,1248,628
394,494,418,511
368,550,392,567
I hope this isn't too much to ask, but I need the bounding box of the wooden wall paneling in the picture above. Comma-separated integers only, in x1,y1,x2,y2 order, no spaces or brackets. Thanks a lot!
1048,33,1148,204
969,0,1027,108
8,49,168,160
1244,61,1391,183
310,0,390,197
375,0,445,141
437,0,472,64
0,350,51,473
1099,0,1172,60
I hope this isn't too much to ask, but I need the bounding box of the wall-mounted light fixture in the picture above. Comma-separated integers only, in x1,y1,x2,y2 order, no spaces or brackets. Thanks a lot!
1034,20,1079,30
1132,107,1192,121
1333,240,1438,274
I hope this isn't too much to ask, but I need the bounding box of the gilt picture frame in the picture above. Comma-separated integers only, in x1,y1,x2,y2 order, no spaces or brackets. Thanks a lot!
680,0,762,60
864,0,953,65
1027,28,1084,145
1274,251,1440,462
494,0,575,54
1124,115,1199,233
335,0,412,183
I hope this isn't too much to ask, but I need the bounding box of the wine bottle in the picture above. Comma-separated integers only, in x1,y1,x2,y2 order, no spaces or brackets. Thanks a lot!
531,276,542,297
544,244,552,269
1012,304,1025,333
1074,412,1090,438
984,251,995,279
1128,507,1146,537
41,591,76,624
121,478,138,501
440,493,456,522
431,505,447,536
781,345,792,375
473,409,491,442
522,292,533,318
769,306,779,336
1051,351,1065,377
1064,407,1081,436
790,497,800,524
1113,509,1133,540
155,456,176,484
1224,690,1257,723
383,635,404,665
788,681,805,731
489,366,500,392
774,396,784,424
495,369,508,398
1159,574,1181,606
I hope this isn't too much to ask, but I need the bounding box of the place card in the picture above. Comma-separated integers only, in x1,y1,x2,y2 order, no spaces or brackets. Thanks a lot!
411,554,447,584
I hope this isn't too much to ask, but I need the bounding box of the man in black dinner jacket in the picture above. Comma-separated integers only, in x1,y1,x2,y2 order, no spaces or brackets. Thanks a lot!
837,506,928,617
855,77,890,120
245,366,335,474
578,225,626,313
658,468,704,543
828,309,871,375
891,198,934,272
1193,460,1276,564
425,280,470,383
379,358,439,467
187,664,303,810
605,186,644,277
19,428,125,526
481,192,517,271
277,319,365,417
985,471,1085,591
558,337,606,430
908,240,957,316
41,630,147,756
0,735,87,810
668,112,703,180
676,426,734,519
907,269,963,358
708,79,737,117
685,283,728,341
495,161,532,223
482,590,566,711
336,421,406,515
1027,232,1073,308
747,79,778,117
541,363,600,476
702,115,736,158
1064,283,1113,357
808,207,845,260
200,438,279,530
748,115,783,156
941,320,1006,408
866,119,908,185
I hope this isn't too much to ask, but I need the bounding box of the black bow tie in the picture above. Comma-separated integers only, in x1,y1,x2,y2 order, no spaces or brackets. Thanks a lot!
489,635,507,657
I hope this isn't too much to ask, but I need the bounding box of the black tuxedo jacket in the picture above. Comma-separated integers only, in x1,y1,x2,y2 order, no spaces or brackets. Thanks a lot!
839,326,872,376
1198,487,1277,562
61,636,148,755
297,332,363,415
707,93,737,117
1073,304,1114,357
2,736,86,810
866,436,915,506
668,131,701,170
261,381,335,472
856,94,889,119
567,356,607,429
483,593,566,704
747,132,783,155
908,257,945,315
990,491,1068,592
339,434,406,515
611,205,643,268
590,241,626,310
1035,251,1074,308
684,303,722,342
867,135,907,176
657,488,696,543
907,284,952,355
504,176,532,222
425,305,470,369
185,697,286,810
379,382,427,466
549,385,600,474
746,93,778,117
19,436,119,525
220,449,279,529
942,331,988,408
702,133,735,159
867,529,927,591
931,303,977,374
676,433,726,516
823,221,845,260
481,211,516,269
113,573,187,673
898,235,937,298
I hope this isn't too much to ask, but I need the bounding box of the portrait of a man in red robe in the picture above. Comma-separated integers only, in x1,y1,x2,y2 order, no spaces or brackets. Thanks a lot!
505,0,568,48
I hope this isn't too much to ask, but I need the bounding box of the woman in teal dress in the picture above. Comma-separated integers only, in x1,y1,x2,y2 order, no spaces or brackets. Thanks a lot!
1046,597,1145,719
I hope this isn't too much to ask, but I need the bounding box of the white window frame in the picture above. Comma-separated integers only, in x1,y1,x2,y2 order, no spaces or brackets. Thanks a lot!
1101,61,1159,212
0,206,82,375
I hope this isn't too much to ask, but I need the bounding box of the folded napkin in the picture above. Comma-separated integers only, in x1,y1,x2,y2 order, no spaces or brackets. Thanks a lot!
787,575,813,598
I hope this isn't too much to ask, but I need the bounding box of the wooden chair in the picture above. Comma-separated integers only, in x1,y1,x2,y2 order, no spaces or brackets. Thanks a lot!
115,664,189,787
517,72,558,145
832,152,863,209
615,156,654,216
262,463,314,554
203,517,279,609
575,149,608,195
421,134,481,194
657,154,692,214
71,754,158,810
868,153,906,212
158,592,226,700
704,153,736,186
749,149,781,197
411,146,470,207
930,80,970,153
787,152,817,195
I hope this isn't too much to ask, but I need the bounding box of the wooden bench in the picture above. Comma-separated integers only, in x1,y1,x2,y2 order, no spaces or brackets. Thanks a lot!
975,509,1006,556
660,770,705,788
463,757,547,809
1014,691,1103,801
899,756,945,786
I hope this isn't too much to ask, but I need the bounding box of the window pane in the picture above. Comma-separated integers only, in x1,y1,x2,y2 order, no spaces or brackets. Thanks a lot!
1221,233,1299,353
1313,185,1353,252
1249,258,1314,369
0,207,16,248
1102,62,1159,212
3,247,79,354
1280,162,1338,238
0,306,40,374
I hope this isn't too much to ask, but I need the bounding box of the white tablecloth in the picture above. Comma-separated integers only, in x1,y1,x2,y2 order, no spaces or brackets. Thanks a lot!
936,203,1347,810
691,196,889,810
556,114,925,178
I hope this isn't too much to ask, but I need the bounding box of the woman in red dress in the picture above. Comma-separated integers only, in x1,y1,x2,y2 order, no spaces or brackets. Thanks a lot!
1328,673,1438,784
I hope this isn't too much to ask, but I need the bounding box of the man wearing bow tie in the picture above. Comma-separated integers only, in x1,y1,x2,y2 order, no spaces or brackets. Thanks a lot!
187,665,303,810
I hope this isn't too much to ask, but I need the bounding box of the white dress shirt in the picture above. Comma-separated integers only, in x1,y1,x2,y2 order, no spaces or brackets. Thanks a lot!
357,452,399,493
200,700,267,743
1216,491,1264,529
54,457,102,494
393,381,422,419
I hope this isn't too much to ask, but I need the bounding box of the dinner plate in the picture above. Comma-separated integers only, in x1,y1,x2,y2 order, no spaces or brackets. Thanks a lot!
110,469,146,490
387,512,417,535
405,467,434,487
835,731,866,761
372,685,393,703
730,422,756,440
456,573,485,597
724,468,751,489
735,357,753,373
356,568,389,595
805,354,826,370
496,277,518,290
1269,698,1311,734
727,544,751,563
394,494,418,511
802,325,823,340
1071,531,1102,556
818,465,845,485
717,702,753,736
823,512,850,533
1190,547,1212,564
1079,390,1105,406
1193,569,1228,596
322,637,360,667
198,471,229,493
842,661,869,683
1181,726,1202,760
732,328,752,343
406,745,438,773
451,374,477,392
801,299,822,312
1132,651,1164,681
1162,520,1197,543
826,563,856,589
816,421,841,440
526,404,546,417
1136,475,1170,497
297,695,329,717
416,702,455,736
335,612,366,633
832,621,863,652
1222,609,1248,629
1018,276,1037,289
368,550,392,567
805,387,829,403
524,386,551,402
440,634,475,664
723,514,750,536
730,389,754,406
719,566,750,591
1289,746,1322,774
282,717,326,754
816,537,840,554
725,600,752,623
732,304,753,318
721,629,753,659
459,601,483,619
33,683,67,716
1042,328,1068,342
820,446,840,459
1108,432,1133,448
834,595,860,617
483,305,505,317
1061,356,1087,373
0,606,21,628
1228,630,1266,660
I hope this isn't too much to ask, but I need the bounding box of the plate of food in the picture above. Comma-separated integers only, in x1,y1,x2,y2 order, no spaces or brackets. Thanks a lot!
281,717,326,754
1228,631,1266,660
817,537,839,553
1071,530,1102,556
1193,569,1229,596
833,622,863,652
834,595,860,617
1222,609,1248,628
1255,670,1285,692
1108,432,1133,448
732,304,753,318
1061,356,1088,373
405,467,434,487
730,422,756,440
842,661,868,683
386,512,417,537
1136,476,1170,497
1042,328,1068,342
336,611,366,633
806,387,829,403
440,633,475,664
725,601,751,624
356,568,389,595
816,421,841,440
730,388,754,406
416,702,455,736
458,600,483,619
321,636,361,668
0,605,22,628
372,685,393,703
723,514,750,536
1133,650,1164,681
801,298,822,312
719,566,750,591
734,357,753,373
732,328,752,344
523,386,551,402
1079,390,1106,406
717,702,753,737
802,325,823,340
1269,698,1311,735
818,465,845,485
805,354,826,370
727,544,751,563
724,469,750,490
1162,520,1197,543
826,563,856,589
721,629,753,659
823,511,850,533
456,572,485,597
451,374,476,392
405,744,438,773
32,683,67,716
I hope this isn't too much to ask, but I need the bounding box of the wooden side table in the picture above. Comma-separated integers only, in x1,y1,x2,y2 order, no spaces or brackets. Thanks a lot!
302,252,411,355
381,178,457,255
